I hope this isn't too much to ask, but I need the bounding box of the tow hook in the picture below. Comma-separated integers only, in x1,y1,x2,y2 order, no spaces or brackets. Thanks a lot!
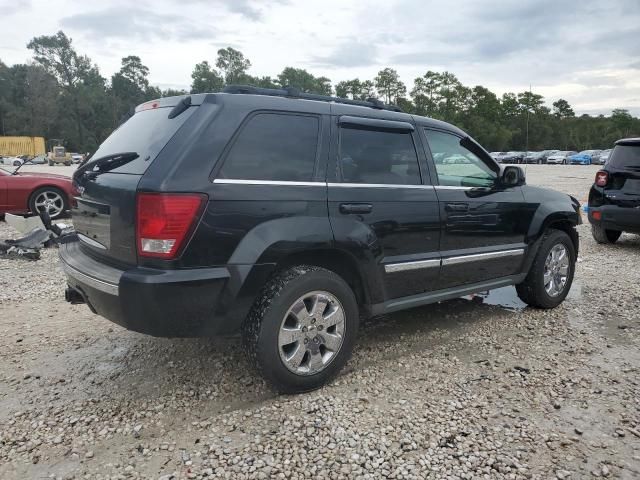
65,287,85,305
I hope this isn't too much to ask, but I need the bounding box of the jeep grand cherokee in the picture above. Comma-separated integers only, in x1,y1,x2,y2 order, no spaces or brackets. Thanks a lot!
60,86,581,393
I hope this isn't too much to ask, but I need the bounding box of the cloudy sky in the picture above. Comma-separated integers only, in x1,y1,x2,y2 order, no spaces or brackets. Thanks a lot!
1,0,639,115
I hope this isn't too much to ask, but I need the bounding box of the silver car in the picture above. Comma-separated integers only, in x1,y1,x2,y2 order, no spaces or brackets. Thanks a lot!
546,151,577,165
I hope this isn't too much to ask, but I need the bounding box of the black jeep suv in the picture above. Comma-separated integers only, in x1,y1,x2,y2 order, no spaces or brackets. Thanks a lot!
61,86,581,393
588,138,640,243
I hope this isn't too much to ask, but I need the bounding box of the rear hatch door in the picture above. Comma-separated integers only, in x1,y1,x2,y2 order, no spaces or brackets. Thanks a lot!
605,143,640,209
73,96,201,266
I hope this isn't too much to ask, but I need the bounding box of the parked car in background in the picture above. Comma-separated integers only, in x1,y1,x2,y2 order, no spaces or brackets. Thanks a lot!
502,151,525,164
542,150,560,162
588,138,640,243
60,87,581,393
594,149,612,165
29,154,47,164
0,162,76,219
547,151,577,165
489,152,503,162
71,153,84,164
569,150,601,165
523,151,545,164
1,156,23,167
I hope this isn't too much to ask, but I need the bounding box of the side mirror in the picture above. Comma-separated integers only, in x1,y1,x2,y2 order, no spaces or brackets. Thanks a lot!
501,165,526,187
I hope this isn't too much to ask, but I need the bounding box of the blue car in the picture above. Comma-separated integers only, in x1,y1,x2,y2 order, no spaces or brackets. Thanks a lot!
569,150,601,165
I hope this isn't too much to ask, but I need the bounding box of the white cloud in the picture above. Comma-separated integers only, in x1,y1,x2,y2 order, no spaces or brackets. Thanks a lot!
0,0,638,115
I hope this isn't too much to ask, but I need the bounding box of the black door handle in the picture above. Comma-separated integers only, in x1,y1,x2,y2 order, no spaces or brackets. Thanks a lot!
340,203,373,214
445,202,469,212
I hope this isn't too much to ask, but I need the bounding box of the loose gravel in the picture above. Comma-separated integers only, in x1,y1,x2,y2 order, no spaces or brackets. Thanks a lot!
1,165,639,479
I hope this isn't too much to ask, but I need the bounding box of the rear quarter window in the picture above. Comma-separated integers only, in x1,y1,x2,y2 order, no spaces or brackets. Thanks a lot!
218,112,320,182
608,145,640,169
91,106,197,175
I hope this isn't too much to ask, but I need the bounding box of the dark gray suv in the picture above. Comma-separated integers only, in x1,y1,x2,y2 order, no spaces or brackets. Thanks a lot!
61,86,582,393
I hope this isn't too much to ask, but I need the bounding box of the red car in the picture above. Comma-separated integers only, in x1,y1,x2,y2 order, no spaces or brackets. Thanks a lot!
0,166,77,219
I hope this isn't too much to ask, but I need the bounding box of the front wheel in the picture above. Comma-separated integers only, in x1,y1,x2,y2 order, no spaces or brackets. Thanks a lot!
243,266,359,394
591,224,621,244
516,229,576,309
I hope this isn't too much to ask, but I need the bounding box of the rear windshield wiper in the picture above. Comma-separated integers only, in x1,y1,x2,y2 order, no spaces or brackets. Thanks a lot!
74,152,139,181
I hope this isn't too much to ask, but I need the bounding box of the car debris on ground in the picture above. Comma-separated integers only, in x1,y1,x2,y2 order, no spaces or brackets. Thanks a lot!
0,212,74,260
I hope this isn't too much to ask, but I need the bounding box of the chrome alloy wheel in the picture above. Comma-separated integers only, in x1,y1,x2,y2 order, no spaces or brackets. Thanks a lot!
278,291,346,375
544,244,570,297
34,190,64,217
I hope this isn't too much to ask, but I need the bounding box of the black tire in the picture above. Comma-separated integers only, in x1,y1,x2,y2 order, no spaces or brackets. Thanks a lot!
28,186,69,219
64,161,71,166
591,224,621,244
243,265,359,394
48,160,54,166
516,229,576,309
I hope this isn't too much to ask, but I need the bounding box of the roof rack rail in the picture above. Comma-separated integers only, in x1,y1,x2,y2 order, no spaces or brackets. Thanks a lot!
222,85,403,112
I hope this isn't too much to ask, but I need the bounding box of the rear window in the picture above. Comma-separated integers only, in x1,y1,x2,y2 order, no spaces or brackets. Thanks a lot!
218,113,319,181
90,106,196,175
608,145,640,169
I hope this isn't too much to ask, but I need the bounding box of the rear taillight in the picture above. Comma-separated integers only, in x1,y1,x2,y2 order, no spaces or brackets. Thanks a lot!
595,170,608,187
136,193,206,259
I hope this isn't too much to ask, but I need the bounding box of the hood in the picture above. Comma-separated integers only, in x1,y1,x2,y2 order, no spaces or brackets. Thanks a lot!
16,172,72,180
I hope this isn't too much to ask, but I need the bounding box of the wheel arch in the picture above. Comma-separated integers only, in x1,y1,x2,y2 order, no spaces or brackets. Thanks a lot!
273,248,371,308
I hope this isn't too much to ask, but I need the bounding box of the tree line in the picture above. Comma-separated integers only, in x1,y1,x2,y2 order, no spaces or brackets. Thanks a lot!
0,30,638,153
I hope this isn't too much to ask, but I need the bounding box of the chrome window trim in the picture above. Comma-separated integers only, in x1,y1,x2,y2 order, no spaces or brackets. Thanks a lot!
213,179,437,189
61,261,119,296
328,183,435,190
442,248,524,266
384,259,440,273
213,179,325,186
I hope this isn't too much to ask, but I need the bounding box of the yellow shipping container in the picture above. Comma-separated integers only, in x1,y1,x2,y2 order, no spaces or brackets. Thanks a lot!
0,136,46,157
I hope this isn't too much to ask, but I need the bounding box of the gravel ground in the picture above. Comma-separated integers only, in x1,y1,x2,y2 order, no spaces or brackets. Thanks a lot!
1,165,639,479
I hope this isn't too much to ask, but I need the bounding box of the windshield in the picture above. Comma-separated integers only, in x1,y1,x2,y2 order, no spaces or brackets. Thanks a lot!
90,105,197,175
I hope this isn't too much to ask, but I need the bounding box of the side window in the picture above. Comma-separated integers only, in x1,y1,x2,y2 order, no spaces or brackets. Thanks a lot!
219,113,319,181
339,127,421,185
424,129,497,188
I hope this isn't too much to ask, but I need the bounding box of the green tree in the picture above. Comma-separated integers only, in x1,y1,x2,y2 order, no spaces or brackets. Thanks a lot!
611,108,634,137
552,99,575,118
190,61,224,93
111,56,154,126
216,47,251,85
276,67,331,95
27,31,98,150
335,79,375,100
374,68,406,104
411,71,441,116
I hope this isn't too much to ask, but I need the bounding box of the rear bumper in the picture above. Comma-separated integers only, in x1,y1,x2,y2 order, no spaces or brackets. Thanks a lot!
588,205,640,233
59,239,274,337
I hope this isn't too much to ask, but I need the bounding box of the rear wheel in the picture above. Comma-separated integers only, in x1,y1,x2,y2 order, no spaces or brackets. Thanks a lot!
29,187,68,219
48,160,54,166
517,229,576,309
243,265,359,394
591,224,621,244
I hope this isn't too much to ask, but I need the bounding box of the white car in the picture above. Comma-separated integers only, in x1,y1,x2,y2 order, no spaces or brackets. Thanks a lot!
546,151,577,165
0,156,23,166
71,153,84,164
